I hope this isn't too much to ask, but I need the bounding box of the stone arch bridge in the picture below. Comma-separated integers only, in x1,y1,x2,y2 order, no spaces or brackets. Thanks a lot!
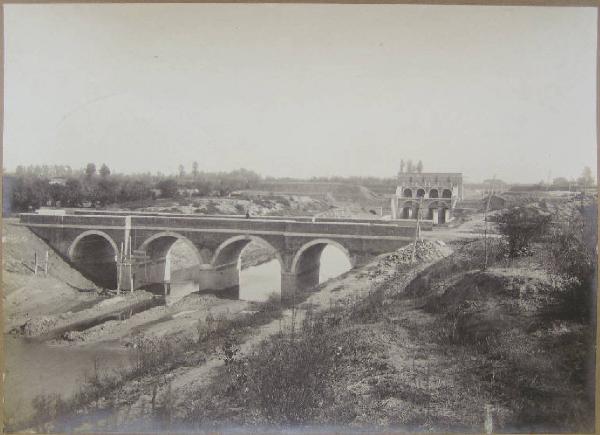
19,211,424,301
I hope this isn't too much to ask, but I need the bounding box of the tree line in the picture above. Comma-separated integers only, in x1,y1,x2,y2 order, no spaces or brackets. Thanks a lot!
398,159,424,174
5,163,263,212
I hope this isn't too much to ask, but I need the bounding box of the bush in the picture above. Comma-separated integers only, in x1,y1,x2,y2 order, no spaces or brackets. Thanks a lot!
497,207,552,258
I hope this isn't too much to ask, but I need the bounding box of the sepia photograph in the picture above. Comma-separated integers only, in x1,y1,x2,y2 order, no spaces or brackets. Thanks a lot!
2,2,598,433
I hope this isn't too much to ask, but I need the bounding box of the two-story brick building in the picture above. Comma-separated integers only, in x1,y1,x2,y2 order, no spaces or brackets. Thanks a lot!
390,172,463,224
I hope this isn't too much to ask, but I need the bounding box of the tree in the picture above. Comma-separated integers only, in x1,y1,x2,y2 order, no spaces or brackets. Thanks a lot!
416,160,423,173
406,160,414,173
577,166,595,187
156,178,179,198
85,163,97,178
178,164,186,178
95,178,118,205
399,160,405,174
497,206,552,257
552,177,569,187
192,161,199,178
63,179,83,207
99,164,111,178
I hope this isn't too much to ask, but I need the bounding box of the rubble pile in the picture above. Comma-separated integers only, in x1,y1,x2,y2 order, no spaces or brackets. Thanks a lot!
368,240,451,282
16,315,58,336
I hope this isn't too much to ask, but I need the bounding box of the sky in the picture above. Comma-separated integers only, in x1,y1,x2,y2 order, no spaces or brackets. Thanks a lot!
3,4,597,183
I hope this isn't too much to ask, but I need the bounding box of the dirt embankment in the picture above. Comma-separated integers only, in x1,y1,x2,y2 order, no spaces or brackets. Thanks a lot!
25,241,452,433
178,238,591,432
3,220,103,333
130,194,332,217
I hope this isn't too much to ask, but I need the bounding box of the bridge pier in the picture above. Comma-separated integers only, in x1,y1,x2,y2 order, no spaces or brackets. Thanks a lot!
280,265,321,303
197,262,240,293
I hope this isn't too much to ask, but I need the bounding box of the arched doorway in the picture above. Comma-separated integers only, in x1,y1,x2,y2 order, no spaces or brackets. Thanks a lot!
403,188,413,198
439,207,448,224
429,189,439,198
442,189,452,198
68,231,119,289
401,201,415,219
416,188,425,198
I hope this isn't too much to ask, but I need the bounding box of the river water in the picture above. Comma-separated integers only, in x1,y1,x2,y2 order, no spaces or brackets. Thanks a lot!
239,245,351,301
4,245,351,425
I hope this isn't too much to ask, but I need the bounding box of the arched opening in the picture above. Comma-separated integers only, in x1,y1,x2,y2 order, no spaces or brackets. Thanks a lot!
292,240,352,293
69,231,118,289
139,232,205,295
319,244,352,283
429,189,439,198
401,201,415,219
439,207,448,224
428,203,442,223
442,189,452,198
416,188,425,198
213,236,282,302
403,188,413,198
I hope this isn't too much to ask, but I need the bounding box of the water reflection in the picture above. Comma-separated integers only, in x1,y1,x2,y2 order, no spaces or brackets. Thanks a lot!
239,244,351,302
4,335,133,424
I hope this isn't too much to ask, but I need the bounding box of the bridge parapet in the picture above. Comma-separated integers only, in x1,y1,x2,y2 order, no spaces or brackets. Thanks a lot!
69,209,427,228
20,213,127,228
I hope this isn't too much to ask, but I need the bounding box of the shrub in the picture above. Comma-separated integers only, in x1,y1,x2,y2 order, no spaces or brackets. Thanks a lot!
497,206,552,258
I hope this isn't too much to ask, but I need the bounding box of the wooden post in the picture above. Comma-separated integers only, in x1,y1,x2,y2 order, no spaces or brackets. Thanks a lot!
117,241,124,294
44,251,49,275
411,197,423,263
129,236,134,293
483,186,494,271
34,252,38,275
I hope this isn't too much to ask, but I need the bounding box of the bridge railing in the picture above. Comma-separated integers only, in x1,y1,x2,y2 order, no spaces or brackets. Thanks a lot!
19,213,127,227
20,211,428,236
67,208,428,228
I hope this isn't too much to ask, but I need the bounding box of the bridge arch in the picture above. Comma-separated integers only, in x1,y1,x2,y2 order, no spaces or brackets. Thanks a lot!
212,235,283,268
139,231,207,265
68,230,119,260
291,238,353,275
68,230,119,289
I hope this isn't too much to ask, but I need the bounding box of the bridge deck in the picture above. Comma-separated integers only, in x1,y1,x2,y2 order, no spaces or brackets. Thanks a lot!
19,212,421,239
35,208,434,230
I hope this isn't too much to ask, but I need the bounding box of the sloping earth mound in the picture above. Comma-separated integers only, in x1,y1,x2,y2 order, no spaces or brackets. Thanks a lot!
3,220,102,332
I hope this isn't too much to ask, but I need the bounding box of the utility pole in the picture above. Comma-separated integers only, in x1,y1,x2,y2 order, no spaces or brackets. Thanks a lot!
129,236,134,293
483,184,494,271
411,197,423,263
117,241,124,295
